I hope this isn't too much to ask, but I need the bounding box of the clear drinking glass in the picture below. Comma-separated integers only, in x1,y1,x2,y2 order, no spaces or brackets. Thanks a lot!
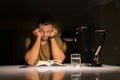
71,53,81,67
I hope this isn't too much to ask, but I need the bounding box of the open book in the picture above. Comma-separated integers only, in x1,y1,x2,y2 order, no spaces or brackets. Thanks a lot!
36,60,63,66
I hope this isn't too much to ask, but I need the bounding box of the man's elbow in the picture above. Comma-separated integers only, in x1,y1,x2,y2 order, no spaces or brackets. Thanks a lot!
24,56,35,66
60,55,65,63
26,60,35,66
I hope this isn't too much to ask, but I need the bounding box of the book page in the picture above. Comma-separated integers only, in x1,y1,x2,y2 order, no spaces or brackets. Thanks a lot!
36,61,50,66
36,60,62,66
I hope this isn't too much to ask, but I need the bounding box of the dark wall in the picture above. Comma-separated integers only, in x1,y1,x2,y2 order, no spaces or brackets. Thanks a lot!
0,29,26,65
0,29,16,65
98,3,120,65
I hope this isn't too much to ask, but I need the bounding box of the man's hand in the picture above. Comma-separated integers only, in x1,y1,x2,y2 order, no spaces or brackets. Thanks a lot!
32,28,41,38
50,28,57,37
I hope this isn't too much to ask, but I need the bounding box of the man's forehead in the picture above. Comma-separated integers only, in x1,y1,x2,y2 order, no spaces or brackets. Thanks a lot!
38,25,53,30
39,24,53,28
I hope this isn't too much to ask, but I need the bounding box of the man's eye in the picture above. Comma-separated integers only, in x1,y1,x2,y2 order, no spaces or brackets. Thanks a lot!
39,30,43,32
38,30,40,32
47,31,51,33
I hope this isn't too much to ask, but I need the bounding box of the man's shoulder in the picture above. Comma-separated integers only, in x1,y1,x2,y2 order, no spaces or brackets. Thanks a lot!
55,37,62,41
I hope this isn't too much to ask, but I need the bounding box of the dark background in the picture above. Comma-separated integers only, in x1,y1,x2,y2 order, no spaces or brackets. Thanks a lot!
0,0,120,65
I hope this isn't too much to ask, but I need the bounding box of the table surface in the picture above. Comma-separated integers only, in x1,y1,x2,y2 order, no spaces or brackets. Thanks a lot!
0,64,120,80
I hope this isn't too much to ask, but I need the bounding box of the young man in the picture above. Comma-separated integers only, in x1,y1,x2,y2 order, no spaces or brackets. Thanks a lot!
24,14,65,65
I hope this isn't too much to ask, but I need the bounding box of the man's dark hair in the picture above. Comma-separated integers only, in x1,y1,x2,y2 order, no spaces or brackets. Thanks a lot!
37,14,54,27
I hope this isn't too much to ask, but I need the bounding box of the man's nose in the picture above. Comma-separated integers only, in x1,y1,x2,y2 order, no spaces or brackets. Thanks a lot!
43,32,47,36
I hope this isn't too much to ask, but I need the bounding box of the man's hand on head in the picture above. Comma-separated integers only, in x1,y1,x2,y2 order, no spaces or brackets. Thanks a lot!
50,28,57,37
32,28,42,38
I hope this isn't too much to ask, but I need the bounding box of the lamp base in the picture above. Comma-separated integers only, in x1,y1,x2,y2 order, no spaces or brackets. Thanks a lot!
84,63,102,67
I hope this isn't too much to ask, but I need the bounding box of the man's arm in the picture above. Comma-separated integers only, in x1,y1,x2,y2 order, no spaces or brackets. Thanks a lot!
50,38,65,63
50,28,65,63
24,29,41,65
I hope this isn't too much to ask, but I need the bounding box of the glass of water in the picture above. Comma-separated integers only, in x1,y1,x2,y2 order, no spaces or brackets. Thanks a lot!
71,53,81,67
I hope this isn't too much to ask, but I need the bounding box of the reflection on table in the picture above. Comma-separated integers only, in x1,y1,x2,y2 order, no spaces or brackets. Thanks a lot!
25,67,65,80
0,64,120,80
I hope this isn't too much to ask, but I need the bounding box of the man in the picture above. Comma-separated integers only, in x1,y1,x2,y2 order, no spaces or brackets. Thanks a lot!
24,14,65,65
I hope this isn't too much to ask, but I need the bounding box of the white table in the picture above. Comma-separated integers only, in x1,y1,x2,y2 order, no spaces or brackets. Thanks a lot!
0,64,120,80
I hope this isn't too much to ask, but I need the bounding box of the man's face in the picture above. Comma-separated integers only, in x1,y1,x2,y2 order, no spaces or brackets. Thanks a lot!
38,24,53,41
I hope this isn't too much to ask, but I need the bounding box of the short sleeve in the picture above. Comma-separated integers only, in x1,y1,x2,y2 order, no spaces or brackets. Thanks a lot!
55,38,64,51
